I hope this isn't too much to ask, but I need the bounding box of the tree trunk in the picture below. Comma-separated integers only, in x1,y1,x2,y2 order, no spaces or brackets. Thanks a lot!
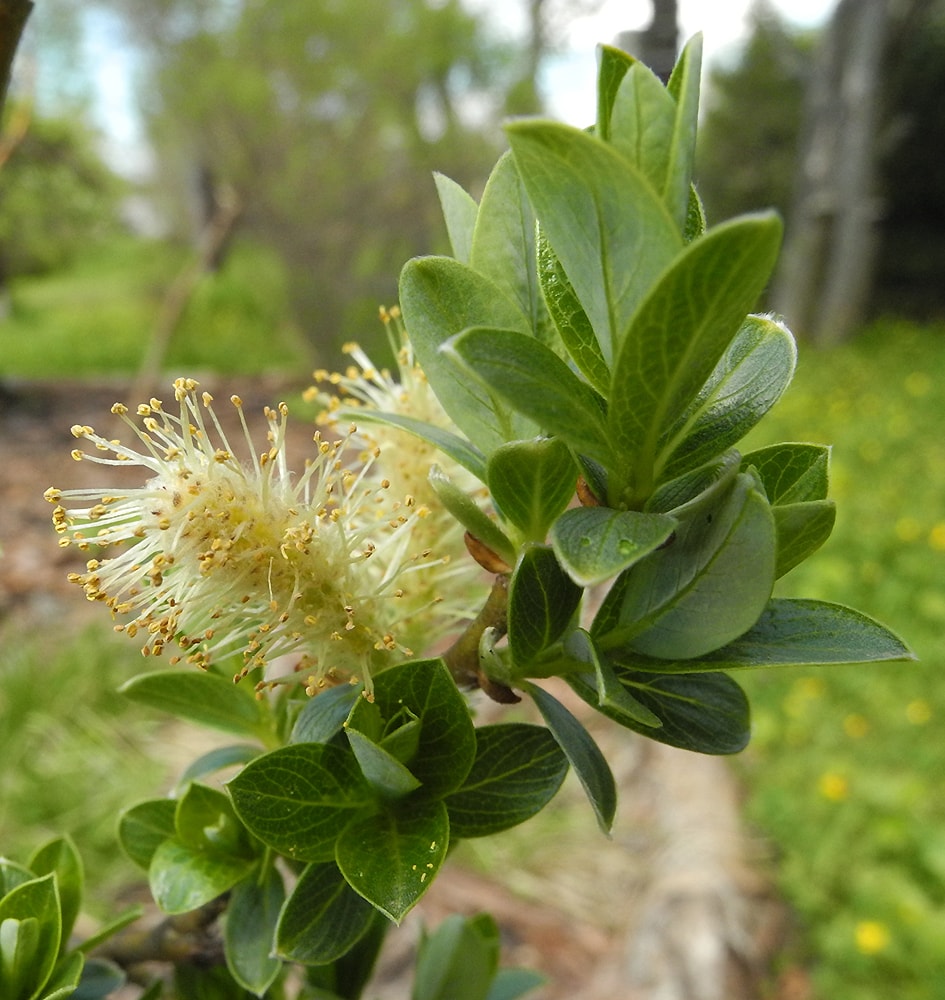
773,0,887,344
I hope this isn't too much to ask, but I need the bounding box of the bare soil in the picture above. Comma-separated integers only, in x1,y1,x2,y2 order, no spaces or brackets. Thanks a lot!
0,378,809,1000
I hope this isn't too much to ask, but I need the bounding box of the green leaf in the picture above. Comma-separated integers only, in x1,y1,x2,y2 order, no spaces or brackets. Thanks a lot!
176,744,261,790
399,257,534,453
487,968,545,1000
741,442,831,504
550,506,676,587
772,500,836,577
366,658,477,799
413,914,499,1000
444,326,613,466
175,783,253,859
615,474,777,659
608,213,783,505
660,315,797,480
345,729,423,800
227,743,375,863
524,682,616,833
429,464,515,567
646,449,741,516
640,599,914,671
568,668,750,754
507,545,582,669
28,837,83,950
536,230,610,394
683,184,707,242
290,685,361,745
563,629,662,728
224,865,284,994
120,670,264,738
0,873,61,1000
149,839,255,915
340,410,487,482
39,951,84,1000
70,957,123,1000
470,151,547,337
444,724,569,838
275,861,375,967
118,799,177,870
486,437,577,542
595,44,635,140
506,120,682,365
336,800,449,923
74,906,142,956
663,33,703,229
434,172,478,264
0,861,35,898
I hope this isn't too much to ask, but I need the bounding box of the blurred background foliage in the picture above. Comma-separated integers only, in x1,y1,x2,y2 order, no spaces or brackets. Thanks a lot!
3,0,945,996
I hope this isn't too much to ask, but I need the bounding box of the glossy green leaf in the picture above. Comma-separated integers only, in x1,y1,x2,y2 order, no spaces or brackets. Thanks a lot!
506,120,681,365
608,213,783,505
563,629,661,728
444,724,569,838
120,670,263,738
227,743,375,862
486,437,577,542
536,230,610,393
615,474,777,659
275,861,375,966
0,860,34,898
444,326,613,465
176,744,261,791
336,800,449,923
568,668,750,754
524,682,616,833
149,839,255,915
118,799,177,871
507,545,582,668
645,449,741,515
366,658,477,799
773,500,837,577
429,464,515,567
28,837,82,950
595,44,635,140
413,914,499,1000
346,729,423,800
470,151,547,336
742,442,831,504
434,172,477,264
660,315,797,480
175,783,253,859
0,873,60,1000
399,256,533,453
224,864,284,994
290,684,361,745
550,506,676,586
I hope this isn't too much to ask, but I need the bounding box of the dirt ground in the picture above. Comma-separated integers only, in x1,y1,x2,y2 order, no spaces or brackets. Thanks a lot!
0,377,810,1000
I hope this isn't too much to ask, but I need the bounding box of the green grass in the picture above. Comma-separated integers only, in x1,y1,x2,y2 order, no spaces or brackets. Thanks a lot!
737,318,945,998
1,235,308,378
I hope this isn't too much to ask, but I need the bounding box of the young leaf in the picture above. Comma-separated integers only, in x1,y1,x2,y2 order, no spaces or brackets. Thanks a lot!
663,33,703,229
366,658,477,799
149,839,255,915
399,257,534,453
444,326,614,465
659,315,798,481
645,449,741,515
486,437,577,542
772,500,837,577
346,729,423,800
741,442,831,504
227,743,375,863
444,724,569,838
616,474,777,659
118,799,177,871
290,684,361,745
275,861,375,966
550,506,676,587
506,120,682,364
507,545,582,669
336,800,449,923
175,783,253,859
0,873,61,999
434,172,478,264
536,231,610,394
524,682,616,833
28,837,83,950
120,670,264,738
224,864,285,994
412,914,500,1000
595,44,636,140
568,668,750,754
429,464,516,567
608,212,783,505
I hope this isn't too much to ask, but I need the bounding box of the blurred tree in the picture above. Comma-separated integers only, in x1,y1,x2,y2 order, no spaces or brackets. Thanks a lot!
81,0,528,360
